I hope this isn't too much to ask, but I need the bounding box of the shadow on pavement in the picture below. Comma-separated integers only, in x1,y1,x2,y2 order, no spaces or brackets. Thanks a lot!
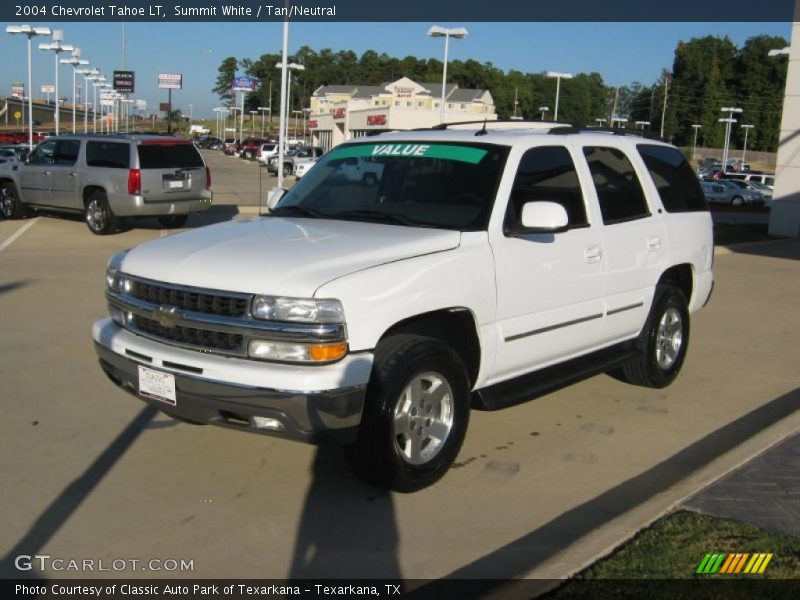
0,281,30,297
723,237,800,261
0,405,158,578
131,205,242,231
408,387,800,595
289,448,402,580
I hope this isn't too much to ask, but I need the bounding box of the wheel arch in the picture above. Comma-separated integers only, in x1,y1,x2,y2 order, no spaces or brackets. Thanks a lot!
658,263,694,304
378,308,482,388
82,185,107,207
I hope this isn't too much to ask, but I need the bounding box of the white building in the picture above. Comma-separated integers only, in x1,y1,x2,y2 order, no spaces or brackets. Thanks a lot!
308,77,496,150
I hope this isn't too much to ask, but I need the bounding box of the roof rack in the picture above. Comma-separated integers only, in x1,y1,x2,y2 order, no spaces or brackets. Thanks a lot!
548,125,665,141
425,119,571,131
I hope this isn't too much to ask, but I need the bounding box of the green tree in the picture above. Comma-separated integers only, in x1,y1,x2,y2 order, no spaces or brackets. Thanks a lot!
213,57,238,104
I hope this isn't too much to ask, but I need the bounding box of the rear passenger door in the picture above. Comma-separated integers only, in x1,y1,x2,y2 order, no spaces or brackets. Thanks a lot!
49,139,82,209
490,144,606,381
580,145,667,344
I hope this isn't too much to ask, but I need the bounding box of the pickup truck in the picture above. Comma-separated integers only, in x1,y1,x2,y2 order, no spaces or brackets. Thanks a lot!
93,123,713,491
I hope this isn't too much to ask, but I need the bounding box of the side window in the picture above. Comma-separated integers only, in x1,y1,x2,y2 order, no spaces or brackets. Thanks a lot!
86,142,131,169
583,146,650,224
505,146,588,231
637,144,708,212
30,141,56,165
54,140,81,166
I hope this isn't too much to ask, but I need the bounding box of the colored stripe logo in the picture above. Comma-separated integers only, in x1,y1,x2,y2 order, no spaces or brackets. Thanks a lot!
696,553,773,574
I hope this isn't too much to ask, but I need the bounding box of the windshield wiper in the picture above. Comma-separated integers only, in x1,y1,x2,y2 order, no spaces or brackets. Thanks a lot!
270,205,325,219
334,210,431,227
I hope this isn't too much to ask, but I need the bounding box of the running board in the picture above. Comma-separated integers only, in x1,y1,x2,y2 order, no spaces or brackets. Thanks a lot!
472,342,639,411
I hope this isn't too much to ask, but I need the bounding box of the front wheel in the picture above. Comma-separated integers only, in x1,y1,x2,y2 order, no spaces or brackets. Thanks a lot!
346,335,470,492
0,182,25,220
616,284,690,388
85,191,117,235
283,164,292,177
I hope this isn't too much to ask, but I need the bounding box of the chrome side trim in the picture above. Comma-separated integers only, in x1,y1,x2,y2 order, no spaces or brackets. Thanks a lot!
606,302,644,316
505,313,604,343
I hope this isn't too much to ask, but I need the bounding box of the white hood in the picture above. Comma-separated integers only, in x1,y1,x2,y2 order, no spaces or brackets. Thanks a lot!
119,216,461,297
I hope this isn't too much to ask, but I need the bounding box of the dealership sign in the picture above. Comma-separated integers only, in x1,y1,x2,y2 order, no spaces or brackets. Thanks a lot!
367,114,387,126
41,84,55,94
332,107,346,120
232,76,259,91
308,120,318,128
11,83,24,99
157,73,182,90
114,70,135,94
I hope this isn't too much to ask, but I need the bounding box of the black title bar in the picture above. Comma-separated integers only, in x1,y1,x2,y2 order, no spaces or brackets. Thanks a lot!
4,0,798,22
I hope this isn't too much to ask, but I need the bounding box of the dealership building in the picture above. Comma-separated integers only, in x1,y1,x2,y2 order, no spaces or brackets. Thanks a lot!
308,77,497,150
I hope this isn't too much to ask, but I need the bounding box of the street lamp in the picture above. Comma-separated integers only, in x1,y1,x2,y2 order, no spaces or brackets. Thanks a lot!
635,120,650,131
39,30,74,135
741,124,755,162
90,76,106,133
250,110,258,136
292,110,302,139
538,106,550,121
719,107,743,171
258,106,271,138
768,47,790,57
595,118,607,127
275,62,305,150
546,71,573,121
188,104,194,130
691,124,702,160
60,47,89,133
6,24,52,150
610,117,628,129
77,68,98,133
427,26,469,124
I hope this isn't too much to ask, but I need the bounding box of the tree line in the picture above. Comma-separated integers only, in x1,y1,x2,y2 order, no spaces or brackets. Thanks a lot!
214,34,788,152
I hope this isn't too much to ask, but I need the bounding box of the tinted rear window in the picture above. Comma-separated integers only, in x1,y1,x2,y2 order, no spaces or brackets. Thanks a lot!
637,144,708,212
138,143,203,169
86,141,130,168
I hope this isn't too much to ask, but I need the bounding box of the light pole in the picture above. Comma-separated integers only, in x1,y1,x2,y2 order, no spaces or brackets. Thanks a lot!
91,76,106,133
611,117,628,129
595,118,607,127
741,124,755,162
60,48,89,133
6,25,52,150
250,110,258,136
635,120,650,131
188,104,194,131
275,62,305,150
39,30,74,136
538,106,550,121
546,71,573,122
78,69,98,133
691,124,702,160
427,26,468,124
258,106,270,137
292,110,302,138
719,107,743,171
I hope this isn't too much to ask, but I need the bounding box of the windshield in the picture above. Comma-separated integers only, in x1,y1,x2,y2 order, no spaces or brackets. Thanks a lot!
273,141,509,230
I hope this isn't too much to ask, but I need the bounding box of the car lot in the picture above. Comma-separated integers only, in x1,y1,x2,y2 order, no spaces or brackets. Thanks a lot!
1,153,799,583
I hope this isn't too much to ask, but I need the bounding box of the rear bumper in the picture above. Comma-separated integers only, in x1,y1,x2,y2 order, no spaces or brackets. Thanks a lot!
95,341,365,444
109,190,213,218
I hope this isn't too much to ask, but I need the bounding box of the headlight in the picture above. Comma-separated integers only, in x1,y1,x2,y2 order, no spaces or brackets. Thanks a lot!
105,268,133,294
251,296,344,324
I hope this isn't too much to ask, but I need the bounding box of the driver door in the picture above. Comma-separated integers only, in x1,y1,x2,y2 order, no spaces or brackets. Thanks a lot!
18,140,56,207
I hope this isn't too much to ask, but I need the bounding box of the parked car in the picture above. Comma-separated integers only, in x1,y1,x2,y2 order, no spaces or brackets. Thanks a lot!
702,178,763,206
0,134,212,234
94,125,713,491
268,146,325,176
725,172,775,189
747,181,774,206
258,143,279,165
194,136,223,150
238,138,269,159
222,138,238,155
0,147,19,164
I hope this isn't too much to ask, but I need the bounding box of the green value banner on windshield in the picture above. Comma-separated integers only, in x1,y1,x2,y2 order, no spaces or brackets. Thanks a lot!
329,143,488,164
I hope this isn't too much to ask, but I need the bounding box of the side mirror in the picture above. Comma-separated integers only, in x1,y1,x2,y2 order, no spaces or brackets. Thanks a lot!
266,186,287,211
516,201,569,234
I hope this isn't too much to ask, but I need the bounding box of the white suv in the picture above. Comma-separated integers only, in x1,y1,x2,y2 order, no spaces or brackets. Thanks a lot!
93,122,713,491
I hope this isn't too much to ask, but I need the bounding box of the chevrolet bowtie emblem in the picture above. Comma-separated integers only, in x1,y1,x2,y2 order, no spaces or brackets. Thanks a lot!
154,305,180,328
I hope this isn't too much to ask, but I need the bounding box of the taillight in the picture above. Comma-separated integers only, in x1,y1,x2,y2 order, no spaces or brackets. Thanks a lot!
205,166,212,190
127,169,141,195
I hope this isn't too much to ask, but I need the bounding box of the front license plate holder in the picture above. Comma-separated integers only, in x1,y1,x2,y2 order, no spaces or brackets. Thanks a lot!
138,365,177,406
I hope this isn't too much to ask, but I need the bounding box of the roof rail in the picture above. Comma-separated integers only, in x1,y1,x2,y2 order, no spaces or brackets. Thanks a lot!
425,119,572,131
548,125,665,141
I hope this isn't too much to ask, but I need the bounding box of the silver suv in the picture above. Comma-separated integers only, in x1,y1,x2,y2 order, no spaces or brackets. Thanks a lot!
0,134,213,234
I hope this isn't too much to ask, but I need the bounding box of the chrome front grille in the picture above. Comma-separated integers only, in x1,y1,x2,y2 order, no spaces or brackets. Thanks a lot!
131,280,249,318
132,315,244,353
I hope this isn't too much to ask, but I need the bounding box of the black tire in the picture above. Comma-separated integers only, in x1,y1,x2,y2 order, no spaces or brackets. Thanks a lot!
0,182,25,220
345,334,470,492
158,214,189,229
616,284,690,388
85,191,117,235
731,195,744,207
283,164,293,177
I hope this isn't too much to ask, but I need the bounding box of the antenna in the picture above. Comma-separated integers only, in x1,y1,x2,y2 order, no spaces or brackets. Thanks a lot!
475,117,488,136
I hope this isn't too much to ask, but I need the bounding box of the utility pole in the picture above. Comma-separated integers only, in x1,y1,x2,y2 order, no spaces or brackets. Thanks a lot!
610,87,619,125
660,74,670,139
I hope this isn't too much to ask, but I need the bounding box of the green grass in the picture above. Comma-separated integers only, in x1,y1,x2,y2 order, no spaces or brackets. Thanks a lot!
561,511,800,582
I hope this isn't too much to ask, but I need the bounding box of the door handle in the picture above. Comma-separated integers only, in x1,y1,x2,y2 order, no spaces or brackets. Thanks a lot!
647,236,661,250
584,246,602,263
41,170,51,175
67,171,77,177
